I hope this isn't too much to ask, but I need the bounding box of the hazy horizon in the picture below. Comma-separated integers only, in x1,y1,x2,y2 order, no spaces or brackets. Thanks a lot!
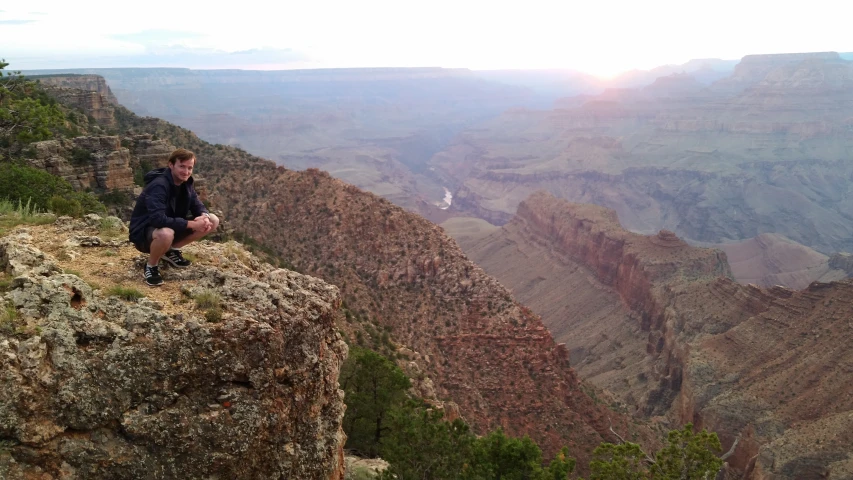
4,0,853,78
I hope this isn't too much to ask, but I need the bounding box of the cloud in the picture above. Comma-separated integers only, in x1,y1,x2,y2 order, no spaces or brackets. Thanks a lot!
0,19,36,25
28,12,49,15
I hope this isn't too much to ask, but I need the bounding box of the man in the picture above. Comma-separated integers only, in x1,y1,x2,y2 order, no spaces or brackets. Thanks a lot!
129,148,220,286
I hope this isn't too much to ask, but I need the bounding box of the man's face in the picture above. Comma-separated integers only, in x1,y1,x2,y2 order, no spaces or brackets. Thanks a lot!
169,157,195,184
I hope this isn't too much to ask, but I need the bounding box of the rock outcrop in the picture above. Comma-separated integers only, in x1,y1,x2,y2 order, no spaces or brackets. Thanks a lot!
26,136,135,193
713,233,848,289
829,252,853,275
0,218,347,479
35,75,118,128
456,192,853,479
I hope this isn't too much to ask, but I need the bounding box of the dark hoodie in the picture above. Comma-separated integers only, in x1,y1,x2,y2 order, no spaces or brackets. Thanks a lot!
128,167,208,245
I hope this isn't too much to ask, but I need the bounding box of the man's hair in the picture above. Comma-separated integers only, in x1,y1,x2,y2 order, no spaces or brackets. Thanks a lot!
168,148,195,165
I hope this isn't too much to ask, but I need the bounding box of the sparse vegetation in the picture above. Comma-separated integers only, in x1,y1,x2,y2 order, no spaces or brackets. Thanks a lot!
204,307,223,322
1,303,20,335
193,289,223,322
107,285,145,301
69,147,94,166
194,290,221,310
0,198,55,235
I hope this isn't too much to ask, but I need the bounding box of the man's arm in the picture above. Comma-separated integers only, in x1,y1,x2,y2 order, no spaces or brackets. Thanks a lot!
145,182,189,232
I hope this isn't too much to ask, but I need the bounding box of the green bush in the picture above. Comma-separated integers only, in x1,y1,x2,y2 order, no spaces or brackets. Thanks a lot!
49,195,82,217
99,188,133,206
69,147,94,166
0,162,72,211
72,191,107,215
133,159,153,186
48,191,106,217
204,307,223,322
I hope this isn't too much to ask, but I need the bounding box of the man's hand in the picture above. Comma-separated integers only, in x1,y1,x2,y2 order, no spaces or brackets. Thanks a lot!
189,215,213,233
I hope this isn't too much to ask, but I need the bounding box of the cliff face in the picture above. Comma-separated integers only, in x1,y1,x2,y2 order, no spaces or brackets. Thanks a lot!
0,217,347,479
27,136,135,193
35,75,118,128
458,192,853,478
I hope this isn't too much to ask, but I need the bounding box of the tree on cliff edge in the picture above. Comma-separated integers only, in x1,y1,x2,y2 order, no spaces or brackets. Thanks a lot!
0,59,65,151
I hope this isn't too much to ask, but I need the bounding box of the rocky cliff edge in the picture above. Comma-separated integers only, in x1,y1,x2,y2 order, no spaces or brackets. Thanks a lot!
0,215,347,480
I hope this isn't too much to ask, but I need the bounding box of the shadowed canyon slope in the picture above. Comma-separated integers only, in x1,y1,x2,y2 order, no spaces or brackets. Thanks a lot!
454,192,853,479
433,52,853,254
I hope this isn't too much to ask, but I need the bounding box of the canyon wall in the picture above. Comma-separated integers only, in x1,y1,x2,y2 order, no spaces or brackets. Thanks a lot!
460,192,853,478
35,75,119,128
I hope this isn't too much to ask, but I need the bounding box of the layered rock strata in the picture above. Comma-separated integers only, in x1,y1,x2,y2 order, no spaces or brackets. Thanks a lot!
0,220,347,479
27,136,135,193
35,75,118,128
432,53,853,254
458,191,853,479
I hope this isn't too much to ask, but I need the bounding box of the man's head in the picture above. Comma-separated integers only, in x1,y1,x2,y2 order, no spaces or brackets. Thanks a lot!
167,148,195,185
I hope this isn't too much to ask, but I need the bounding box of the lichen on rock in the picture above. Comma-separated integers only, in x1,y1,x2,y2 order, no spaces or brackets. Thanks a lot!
0,221,347,479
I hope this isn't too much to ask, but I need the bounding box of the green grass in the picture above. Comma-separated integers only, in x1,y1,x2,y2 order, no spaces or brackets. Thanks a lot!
107,285,145,301
194,289,223,322
0,198,55,236
0,304,18,334
98,216,125,240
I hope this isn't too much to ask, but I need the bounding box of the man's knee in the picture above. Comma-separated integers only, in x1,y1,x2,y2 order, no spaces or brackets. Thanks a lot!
153,228,175,243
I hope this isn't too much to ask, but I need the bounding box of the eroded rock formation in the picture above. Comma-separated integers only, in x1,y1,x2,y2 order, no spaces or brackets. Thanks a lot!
433,52,853,254
0,219,347,479
458,192,853,479
26,136,135,193
35,75,119,128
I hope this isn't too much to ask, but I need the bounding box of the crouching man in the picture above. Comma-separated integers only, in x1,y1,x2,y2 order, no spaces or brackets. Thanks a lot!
129,148,220,286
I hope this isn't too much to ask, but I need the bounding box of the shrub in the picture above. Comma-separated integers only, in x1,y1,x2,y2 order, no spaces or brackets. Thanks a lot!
49,195,83,217
69,147,94,166
133,159,153,186
204,307,223,322
99,188,133,207
194,290,221,310
0,163,72,211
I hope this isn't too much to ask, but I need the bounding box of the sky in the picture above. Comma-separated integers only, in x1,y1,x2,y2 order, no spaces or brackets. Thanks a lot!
2,0,852,78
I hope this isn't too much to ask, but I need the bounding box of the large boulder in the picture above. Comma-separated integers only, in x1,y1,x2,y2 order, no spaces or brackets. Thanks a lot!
0,229,347,479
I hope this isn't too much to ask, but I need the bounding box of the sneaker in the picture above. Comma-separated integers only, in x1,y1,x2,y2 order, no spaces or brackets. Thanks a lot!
143,264,164,286
163,249,192,268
